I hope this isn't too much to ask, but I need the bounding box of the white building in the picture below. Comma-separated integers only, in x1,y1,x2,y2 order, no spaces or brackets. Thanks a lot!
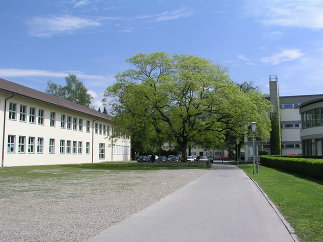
0,78,131,167
245,77,323,160
300,98,323,156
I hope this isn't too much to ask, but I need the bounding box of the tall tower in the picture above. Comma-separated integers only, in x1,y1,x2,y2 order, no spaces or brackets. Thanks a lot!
269,75,282,155
269,75,279,113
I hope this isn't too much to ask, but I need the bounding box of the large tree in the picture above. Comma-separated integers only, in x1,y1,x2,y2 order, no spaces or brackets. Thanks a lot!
46,74,92,107
104,52,272,160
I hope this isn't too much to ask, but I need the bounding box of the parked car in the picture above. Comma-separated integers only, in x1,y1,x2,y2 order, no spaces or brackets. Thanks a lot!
137,155,149,162
186,156,195,162
208,157,214,163
157,156,167,162
169,156,180,162
197,156,209,162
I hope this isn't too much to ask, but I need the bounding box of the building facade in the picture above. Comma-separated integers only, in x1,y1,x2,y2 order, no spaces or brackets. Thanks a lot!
300,98,323,156
0,78,131,167
245,77,323,160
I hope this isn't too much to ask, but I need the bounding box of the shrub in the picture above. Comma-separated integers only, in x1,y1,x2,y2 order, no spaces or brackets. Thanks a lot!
260,155,323,179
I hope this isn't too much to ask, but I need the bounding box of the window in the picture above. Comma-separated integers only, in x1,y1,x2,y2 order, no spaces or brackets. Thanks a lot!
50,112,56,127
19,105,26,122
28,137,35,153
67,116,72,129
38,109,44,125
86,142,90,154
49,139,55,154
86,120,90,133
61,114,66,128
60,140,65,154
37,138,43,154
106,126,110,135
73,117,77,130
66,140,71,154
99,124,102,135
78,141,82,154
18,136,26,153
103,125,107,135
73,141,77,154
95,123,98,134
99,143,105,159
9,102,16,120
29,107,36,123
78,119,83,131
7,135,15,153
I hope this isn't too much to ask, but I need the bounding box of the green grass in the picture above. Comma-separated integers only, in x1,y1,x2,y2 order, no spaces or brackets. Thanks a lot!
239,164,323,242
0,161,209,178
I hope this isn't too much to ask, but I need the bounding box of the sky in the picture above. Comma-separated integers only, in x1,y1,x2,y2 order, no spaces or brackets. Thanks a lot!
1,0,323,108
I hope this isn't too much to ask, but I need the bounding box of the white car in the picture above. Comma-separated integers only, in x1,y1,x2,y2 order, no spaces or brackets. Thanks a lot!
186,156,195,162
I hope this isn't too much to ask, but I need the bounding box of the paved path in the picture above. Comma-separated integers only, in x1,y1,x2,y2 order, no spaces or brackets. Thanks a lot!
89,164,295,242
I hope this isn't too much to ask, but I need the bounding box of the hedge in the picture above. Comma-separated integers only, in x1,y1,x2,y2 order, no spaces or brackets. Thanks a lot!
260,155,323,179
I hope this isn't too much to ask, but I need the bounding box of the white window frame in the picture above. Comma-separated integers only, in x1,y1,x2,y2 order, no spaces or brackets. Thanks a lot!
78,141,82,154
66,140,71,154
73,141,77,154
60,140,65,154
19,104,27,122
61,114,66,129
29,107,36,123
67,116,72,129
103,125,106,136
50,112,56,127
38,109,44,125
37,137,43,154
99,124,102,135
86,142,90,154
78,119,83,131
99,143,105,159
28,136,35,153
7,135,16,153
49,138,55,154
72,117,77,131
86,120,90,133
9,102,16,120
18,136,26,153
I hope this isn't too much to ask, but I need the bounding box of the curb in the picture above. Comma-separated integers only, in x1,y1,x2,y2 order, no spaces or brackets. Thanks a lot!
247,174,300,242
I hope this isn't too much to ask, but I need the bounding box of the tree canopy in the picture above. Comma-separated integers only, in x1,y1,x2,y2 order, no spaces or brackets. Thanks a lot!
104,52,272,160
46,74,92,107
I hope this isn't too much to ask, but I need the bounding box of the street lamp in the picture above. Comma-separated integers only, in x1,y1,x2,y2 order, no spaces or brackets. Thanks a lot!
251,122,258,174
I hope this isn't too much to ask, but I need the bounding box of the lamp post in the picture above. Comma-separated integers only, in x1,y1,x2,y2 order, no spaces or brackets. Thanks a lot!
236,138,239,165
251,122,257,174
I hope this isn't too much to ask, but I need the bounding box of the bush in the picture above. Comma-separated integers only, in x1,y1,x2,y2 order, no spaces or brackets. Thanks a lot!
260,155,323,179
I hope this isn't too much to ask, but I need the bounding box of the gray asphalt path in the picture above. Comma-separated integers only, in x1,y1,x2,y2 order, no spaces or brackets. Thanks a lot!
89,164,295,242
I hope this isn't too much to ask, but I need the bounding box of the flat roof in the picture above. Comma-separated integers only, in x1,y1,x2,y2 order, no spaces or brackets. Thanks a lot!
299,97,323,109
0,78,111,121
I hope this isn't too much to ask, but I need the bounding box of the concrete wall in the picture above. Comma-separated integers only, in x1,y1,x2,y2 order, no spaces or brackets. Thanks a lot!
280,109,300,122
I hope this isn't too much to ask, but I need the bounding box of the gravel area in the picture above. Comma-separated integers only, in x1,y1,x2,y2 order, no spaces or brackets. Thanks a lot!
0,168,205,242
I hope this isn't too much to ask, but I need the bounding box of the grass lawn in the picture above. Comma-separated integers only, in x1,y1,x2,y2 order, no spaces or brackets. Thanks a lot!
0,161,209,179
239,164,323,242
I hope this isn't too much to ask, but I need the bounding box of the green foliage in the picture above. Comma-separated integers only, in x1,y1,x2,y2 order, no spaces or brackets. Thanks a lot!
239,164,323,242
270,112,282,155
104,52,272,160
46,74,92,107
260,155,323,179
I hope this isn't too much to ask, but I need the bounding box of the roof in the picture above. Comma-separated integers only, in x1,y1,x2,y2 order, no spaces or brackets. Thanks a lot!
0,78,111,121
299,97,323,109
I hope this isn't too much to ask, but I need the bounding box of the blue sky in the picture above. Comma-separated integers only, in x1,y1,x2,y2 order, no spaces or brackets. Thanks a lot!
1,0,323,107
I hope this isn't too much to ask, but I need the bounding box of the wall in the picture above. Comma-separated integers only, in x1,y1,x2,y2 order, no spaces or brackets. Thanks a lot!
0,91,130,166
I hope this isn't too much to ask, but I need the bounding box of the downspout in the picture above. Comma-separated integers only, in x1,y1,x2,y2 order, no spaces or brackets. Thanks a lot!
2,93,15,167
91,118,99,163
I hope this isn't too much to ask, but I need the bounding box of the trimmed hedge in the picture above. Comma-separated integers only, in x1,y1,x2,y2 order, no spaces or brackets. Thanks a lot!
260,155,323,179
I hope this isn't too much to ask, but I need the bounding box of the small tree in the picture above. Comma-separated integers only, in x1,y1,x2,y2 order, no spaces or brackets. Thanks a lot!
46,74,92,107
